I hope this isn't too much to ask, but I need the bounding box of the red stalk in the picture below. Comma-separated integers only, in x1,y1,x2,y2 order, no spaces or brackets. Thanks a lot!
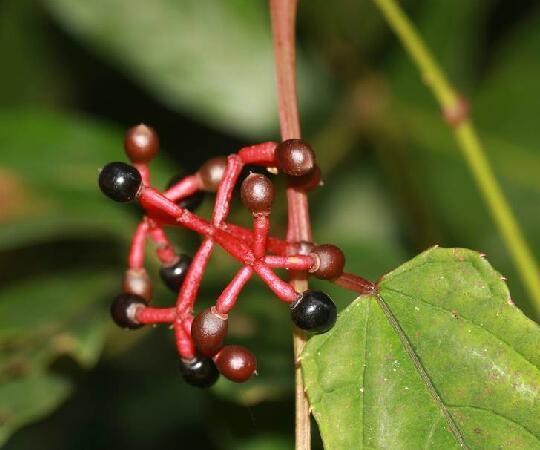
176,238,215,317
334,272,376,295
237,141,278,165
137,306,176,324
212,154,244,225
264,255,314,271
128,220,148,269
252,214,270,258
269,1,312,448
146,221,177,265
253,261,299,302
164,174,201,201
221,223,288,255
134,163,151,186
215,266,254,314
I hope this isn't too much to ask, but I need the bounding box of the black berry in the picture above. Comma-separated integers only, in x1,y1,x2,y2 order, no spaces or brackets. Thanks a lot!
180,355,220,388
167,175,205,212
290,290,337,333
110,293,147,329
159,255,192,292
99,162,142,202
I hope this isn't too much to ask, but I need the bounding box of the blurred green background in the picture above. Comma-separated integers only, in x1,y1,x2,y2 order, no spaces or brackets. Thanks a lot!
1,0,539,449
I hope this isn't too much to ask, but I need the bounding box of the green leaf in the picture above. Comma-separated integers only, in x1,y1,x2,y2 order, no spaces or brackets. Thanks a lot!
311,166,407,279
0,374,71,446
0,109,173,250
41,0,329,137
387,0,492,109
473,7,540,148
0,0,73,108
0,271,117,446
302,247,540,449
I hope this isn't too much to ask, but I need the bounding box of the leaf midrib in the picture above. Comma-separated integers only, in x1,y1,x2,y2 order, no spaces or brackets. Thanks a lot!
373,292,468,449
362,298,371,449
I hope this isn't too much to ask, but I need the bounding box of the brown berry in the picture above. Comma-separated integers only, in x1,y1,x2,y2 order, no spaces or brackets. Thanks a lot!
288,164,322,191
191,307,228,357
275,139,316,176
310,244,345,280
198,156,228,192
214,345,257,383
124,124,159,163
123,268,152,302
240,173,275,213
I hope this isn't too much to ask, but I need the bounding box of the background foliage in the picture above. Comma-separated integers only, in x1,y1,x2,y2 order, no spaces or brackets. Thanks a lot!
0,0,539,448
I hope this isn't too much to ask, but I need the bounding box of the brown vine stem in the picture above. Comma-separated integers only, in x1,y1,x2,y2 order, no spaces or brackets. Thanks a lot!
269,0,311,449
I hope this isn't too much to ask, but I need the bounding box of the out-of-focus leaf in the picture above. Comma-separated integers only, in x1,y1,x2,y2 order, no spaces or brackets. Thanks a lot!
0,374,70,446
382,6,540,317
303,247,540,449
0,271,117,446
41,0,330,137
0,110,173,250
301,0,389,62
473,8,540,151
0,0,74,107
311,165,408,280
387,0,492,108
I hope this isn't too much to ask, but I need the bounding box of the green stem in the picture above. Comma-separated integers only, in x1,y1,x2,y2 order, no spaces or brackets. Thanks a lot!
372,0,540,315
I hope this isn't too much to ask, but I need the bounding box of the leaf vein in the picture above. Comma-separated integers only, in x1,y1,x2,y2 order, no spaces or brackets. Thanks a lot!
381,286,540,374
447,404,540,441
422,414,442,450
374,292,468,449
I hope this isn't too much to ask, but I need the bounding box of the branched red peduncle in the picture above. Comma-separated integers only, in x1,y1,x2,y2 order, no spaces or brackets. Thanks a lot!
100,1,376,422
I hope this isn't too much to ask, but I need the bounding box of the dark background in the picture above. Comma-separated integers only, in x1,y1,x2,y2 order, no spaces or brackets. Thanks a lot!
1,0,539,449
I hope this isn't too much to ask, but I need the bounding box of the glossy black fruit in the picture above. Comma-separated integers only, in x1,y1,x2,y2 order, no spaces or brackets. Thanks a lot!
179,355,220,388
110,293,147,329
99,162,142,202
290,290,337,334
159,255,192,292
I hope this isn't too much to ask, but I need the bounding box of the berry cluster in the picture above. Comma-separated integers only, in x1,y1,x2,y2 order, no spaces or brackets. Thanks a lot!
99,124,369,388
